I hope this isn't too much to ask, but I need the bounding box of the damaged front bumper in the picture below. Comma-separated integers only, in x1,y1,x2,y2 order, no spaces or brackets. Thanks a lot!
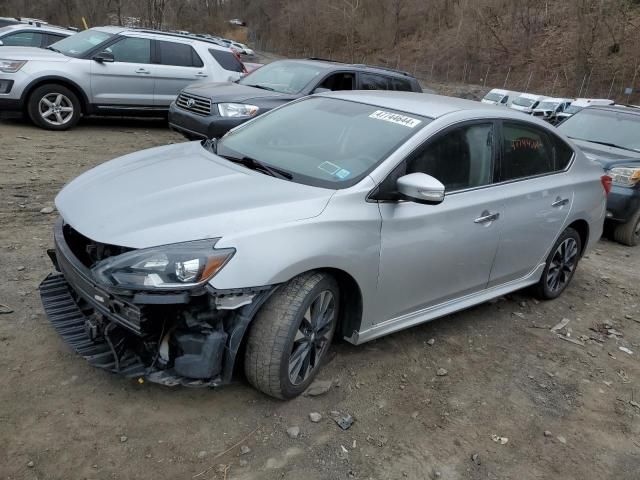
39,219,275,387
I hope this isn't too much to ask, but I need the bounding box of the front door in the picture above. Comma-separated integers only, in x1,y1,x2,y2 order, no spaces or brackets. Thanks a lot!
376,122,503,323
488,121,575,286
90,37,154,106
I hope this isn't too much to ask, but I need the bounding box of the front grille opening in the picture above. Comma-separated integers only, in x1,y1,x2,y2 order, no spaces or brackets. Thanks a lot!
176,92,212,116
63,224,133,268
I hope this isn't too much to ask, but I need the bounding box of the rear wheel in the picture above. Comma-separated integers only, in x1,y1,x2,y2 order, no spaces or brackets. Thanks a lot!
533,227,581,300
244,272,339,399
27,84,81,130
613,209,640,246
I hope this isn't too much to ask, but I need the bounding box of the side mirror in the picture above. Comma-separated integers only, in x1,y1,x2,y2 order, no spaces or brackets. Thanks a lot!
93,51,114,63
396,173,445,205
312,87,331,94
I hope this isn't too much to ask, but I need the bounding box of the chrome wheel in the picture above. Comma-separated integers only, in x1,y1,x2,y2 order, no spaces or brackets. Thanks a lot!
288,290,336,385
38,93,74,126
546,238,578,293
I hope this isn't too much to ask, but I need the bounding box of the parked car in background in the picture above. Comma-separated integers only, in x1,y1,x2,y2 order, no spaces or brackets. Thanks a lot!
531,97,573,124
510,93,546,114
481,88,520,107
558,105,640,246
556,98,614,123
41,91,607,399
0,17,49,28
0,23,75,48
0,26,246,130
168,58,423,139
219,38,254,56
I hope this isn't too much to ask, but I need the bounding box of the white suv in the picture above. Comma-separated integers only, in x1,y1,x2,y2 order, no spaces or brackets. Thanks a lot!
0,26,246,130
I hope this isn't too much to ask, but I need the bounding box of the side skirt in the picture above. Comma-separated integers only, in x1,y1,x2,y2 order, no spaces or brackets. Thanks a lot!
349,263,545,345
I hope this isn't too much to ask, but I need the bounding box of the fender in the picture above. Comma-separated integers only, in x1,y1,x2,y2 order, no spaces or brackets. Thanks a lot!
20,75,91,113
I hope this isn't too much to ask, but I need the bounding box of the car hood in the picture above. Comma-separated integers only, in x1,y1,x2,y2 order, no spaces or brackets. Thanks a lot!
570,138,640,169
55,142,334,249
183,81,294,102
0,46,68,61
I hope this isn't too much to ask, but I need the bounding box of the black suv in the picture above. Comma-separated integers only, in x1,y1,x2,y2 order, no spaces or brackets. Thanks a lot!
168,58,424,139
557,105,640,246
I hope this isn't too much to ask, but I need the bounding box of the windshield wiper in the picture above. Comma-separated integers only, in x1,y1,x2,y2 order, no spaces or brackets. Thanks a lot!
219,154,293,180
244,84,277,92
47,46,61,53
571,138,640,153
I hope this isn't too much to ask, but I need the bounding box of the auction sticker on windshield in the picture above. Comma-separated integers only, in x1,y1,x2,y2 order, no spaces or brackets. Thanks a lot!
369,110,422,128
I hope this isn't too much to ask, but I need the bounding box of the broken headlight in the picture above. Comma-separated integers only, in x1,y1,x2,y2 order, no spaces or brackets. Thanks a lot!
92,239,234,290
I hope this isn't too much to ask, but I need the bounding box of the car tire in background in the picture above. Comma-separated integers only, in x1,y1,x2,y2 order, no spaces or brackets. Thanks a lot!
27,84,81,131
533,227,582,300
244,272,339,399
613,209,640,247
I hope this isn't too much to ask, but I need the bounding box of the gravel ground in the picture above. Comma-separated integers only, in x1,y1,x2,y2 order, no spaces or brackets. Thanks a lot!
0,113,639,480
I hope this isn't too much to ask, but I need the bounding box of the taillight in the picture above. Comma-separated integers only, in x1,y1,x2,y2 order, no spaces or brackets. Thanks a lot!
601,175,612,196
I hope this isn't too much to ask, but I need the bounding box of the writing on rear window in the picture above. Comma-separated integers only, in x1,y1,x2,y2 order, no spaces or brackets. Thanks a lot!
369,110,421,128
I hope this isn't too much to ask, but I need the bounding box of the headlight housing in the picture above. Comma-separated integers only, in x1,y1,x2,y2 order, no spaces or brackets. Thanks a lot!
0,59,27,73
217,103,259,118
91,239,234,290
609,167,640,187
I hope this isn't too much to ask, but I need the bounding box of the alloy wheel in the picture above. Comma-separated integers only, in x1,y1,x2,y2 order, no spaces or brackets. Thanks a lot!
546,238,578,293
38,93,74,126
288,290,336,385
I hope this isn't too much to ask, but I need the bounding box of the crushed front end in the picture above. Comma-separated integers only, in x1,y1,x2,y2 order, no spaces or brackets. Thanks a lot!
39,219,273,387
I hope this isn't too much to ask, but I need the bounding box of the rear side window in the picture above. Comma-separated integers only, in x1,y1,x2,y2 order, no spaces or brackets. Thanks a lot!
209,48,244,72
499,122,556,181
360,73,390,90
107,37,151,63
389,77,412,91
157,40,203,67
1,31,43,47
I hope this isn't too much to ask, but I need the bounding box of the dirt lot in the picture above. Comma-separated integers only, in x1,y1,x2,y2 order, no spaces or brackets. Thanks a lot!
0,114,639,480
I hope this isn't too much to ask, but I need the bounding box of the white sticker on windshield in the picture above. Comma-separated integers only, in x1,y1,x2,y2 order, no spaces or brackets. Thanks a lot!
318,161,341,175
369,110,421,128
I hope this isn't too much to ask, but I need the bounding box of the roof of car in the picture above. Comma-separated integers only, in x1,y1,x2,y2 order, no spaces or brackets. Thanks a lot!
94,26,230,49
0,23,75,34
299,58,418,79
321,90,517,118
586,104,640,115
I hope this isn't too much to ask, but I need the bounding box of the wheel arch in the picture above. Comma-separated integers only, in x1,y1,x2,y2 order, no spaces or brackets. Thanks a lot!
22,76,90,114
566,219,590,256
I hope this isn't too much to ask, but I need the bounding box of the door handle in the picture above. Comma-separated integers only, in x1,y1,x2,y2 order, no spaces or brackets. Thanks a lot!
135,68,150,74
195,72,208,77
551,197,570,208
474,211,500,224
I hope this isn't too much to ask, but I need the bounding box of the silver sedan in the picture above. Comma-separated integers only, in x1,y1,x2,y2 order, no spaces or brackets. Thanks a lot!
42,91,608,399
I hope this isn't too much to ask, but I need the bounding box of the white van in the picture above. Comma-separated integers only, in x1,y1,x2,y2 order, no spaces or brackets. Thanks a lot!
556,98,614,122
481,88,520,107
510,93,546,114
531,97,574,123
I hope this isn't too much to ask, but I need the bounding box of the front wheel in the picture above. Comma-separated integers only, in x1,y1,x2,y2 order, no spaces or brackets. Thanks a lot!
27,84,81,130
533,227,582,300
244,272,339,399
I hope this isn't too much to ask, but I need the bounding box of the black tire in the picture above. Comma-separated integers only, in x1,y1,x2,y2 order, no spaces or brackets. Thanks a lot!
613,209,640,247
244,272,339,399
27,84,81,130
533,227,582,300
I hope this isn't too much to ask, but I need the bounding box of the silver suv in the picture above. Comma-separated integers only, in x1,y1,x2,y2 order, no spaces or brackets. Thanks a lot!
0,27,245,130
40,92,608,399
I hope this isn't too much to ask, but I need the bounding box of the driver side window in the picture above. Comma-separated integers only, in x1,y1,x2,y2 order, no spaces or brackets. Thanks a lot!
106,37,151,63
407,123,495,192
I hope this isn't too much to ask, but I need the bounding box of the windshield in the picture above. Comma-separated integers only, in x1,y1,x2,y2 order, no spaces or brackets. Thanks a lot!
564,105,582,114
513,96,536,107
215,97,429,188
238,61,325,94
483,92,504,102
49,29,113,57
537,101,560,110
558,108,640,152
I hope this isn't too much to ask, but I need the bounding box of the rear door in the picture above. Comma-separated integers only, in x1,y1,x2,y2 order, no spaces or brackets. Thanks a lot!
152,40,209,106
488,120,575,286
90,36,154,106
